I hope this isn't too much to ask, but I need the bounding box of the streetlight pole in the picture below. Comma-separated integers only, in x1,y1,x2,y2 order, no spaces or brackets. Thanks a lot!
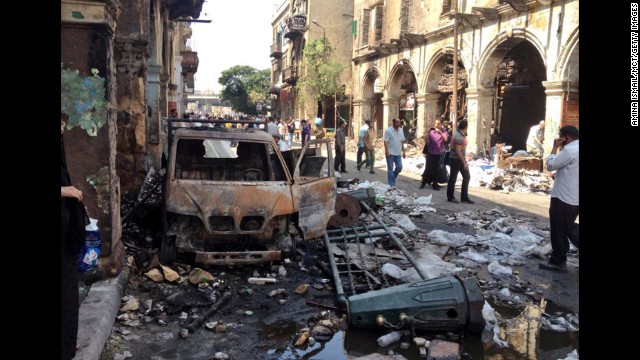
451,0,458,133
311,19,326,40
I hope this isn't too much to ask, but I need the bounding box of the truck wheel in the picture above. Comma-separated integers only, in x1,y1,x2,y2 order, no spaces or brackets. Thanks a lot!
160,234,176,264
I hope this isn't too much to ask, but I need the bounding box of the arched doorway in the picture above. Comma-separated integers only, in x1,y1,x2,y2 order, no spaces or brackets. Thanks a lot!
436,57,468,123
490,41,547,151
388,61,418,141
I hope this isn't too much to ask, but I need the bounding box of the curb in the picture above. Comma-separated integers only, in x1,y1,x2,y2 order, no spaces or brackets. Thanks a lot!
73,266,130,360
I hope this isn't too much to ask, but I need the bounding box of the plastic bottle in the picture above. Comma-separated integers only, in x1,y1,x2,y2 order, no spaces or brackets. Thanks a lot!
377,331,403,347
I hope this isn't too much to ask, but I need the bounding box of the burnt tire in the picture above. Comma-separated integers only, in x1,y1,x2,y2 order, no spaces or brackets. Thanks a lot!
160,234,176,264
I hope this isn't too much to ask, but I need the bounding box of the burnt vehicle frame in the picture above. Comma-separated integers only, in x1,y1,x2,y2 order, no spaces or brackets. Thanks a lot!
161,118,336,266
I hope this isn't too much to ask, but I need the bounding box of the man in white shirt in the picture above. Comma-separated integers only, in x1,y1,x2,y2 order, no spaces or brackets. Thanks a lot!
539,125,579,272
266,117,279,135
273,134,289,151
526,120,545,157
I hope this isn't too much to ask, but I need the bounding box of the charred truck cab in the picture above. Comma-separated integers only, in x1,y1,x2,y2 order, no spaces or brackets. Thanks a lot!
162,119,336,265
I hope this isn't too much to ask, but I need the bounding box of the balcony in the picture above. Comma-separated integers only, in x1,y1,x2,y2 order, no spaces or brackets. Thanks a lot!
180,50,199,73
270,43,283,58
165,0,206,20
283,65,298,84
269,83,281,95
284,15,306,40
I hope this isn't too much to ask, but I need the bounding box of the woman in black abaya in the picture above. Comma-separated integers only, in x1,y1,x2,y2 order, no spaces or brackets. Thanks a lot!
61,118,87,359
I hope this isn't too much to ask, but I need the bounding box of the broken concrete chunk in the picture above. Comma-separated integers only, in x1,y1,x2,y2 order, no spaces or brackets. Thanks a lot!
179,328,189,338
120,298,140,312
144,268,165,282
212,352,229,360
308,337,316,346
188,268,214,284
295,283,310,294
268,288,286,297
205,321,218,330
215,323,227,333
419,346,427,358
427,339,460,360
161,265,180,282
279,299,287,305
179,312,188,320
413,337,428,347
310,325,332,337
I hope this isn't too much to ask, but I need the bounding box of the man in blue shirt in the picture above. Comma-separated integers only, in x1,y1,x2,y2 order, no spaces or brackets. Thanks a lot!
356,119,370,171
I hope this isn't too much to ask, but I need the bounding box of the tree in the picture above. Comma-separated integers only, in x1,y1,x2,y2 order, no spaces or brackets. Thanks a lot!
218,66,270,114
295,38,345,122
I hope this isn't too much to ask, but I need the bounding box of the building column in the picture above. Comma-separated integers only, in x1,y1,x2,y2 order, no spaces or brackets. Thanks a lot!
542,80,577,154
416,93,440,138
466,88,494,154
382,97,399,130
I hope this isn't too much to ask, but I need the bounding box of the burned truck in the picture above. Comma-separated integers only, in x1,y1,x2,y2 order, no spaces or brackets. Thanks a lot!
161,119,336,265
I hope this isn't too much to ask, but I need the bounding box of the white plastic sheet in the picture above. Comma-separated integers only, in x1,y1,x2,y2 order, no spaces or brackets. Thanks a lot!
388,213,418,231
459,249,488,263
487,261,513,275
427,230,473,247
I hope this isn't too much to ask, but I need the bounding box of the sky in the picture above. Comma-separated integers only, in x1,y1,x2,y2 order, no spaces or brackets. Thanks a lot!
191,0,281,92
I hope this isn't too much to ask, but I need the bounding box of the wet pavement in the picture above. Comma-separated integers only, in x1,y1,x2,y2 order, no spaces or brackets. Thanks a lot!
95,142,578,360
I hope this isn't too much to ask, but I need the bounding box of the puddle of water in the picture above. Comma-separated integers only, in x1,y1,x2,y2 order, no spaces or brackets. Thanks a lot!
262,298,577,359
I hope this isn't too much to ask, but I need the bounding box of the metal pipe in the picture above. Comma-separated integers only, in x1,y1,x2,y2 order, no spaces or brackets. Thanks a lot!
326,224,385,234
359,201,428,280
324,232,348,307
325,232,386,242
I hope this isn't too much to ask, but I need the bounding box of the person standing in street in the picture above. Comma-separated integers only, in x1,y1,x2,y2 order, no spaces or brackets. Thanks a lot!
301,120,311,147
356,119,370,171
526,120,545,157
539,125,579,272
446,119,474,204
61,116,88,360
334,120,347,173
420,119,448,190
383,118,406,187
286,117,295,146
363,123,377,174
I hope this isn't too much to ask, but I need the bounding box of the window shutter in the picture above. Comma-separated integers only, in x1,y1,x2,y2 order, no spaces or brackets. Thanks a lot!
374,6,384,42
362,9,371,46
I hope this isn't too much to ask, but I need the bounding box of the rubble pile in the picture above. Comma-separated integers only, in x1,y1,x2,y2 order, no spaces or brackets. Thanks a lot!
121,168,165,249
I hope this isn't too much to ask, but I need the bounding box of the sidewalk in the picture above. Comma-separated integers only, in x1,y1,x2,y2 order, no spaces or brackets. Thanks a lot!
73,266,130,360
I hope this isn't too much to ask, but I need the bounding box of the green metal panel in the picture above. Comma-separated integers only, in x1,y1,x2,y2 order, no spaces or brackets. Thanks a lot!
352,20,357,35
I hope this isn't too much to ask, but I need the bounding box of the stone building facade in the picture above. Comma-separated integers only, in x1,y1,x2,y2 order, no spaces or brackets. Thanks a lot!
350,0,578,154
270,0,354,130
61,0,204,276
61,0,124,275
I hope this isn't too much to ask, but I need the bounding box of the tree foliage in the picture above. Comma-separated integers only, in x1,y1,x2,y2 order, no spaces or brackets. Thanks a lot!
61,67,106,136
295,38,345,118
218,66,270,114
